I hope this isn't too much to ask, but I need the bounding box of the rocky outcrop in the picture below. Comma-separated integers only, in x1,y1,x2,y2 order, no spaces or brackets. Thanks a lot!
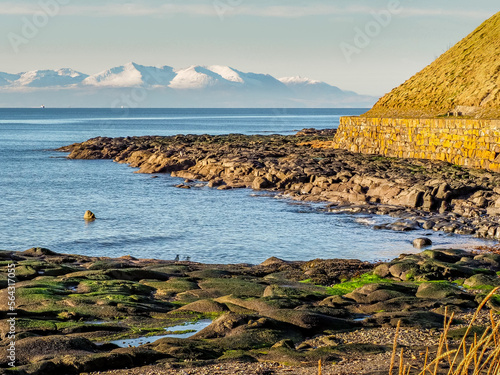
0,248,499,374
59,132,500,239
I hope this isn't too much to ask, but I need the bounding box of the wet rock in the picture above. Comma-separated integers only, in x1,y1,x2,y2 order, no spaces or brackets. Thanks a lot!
473,253,500,268
388,262,418,280
413,238,432,248
318,295,353,308
422,220,435,230
463,273,500,289
252,177,271,190
22,247,59,256
372,263,391,278
422,249,463,263
208,179,224,188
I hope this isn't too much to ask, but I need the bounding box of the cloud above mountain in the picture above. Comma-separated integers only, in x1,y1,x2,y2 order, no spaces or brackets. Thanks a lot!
0,63,378,108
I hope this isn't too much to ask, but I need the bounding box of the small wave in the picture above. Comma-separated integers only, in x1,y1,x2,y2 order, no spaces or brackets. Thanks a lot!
355,217,377,225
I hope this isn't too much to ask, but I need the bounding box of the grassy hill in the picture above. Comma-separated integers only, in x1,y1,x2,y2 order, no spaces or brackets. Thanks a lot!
365,11,500,119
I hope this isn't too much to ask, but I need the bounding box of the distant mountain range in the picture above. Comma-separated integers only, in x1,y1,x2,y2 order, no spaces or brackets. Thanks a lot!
0,62,377,108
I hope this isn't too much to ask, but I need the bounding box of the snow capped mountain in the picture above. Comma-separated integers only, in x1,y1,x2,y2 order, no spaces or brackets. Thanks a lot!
279,75,365,107
168,65,287,90
0,63,378,107
280,76,344,94
83,62,175,87
207,65,245,83
7,69,87,88
279,76,322,85
207,66,286,89
169,65,232,89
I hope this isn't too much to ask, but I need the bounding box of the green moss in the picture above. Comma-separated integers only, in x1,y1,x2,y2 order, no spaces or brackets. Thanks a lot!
142,278,198,293
473,268,495,275
16,319,57,330
325,273,392,296
14,265,38,278
219,349,252,360
54,321,86,329
16,286,66,302
18,260,46,267
78,279,154,295
405,272,415,281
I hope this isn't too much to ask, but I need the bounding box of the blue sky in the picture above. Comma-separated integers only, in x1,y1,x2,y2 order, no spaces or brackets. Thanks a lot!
1,0,498,96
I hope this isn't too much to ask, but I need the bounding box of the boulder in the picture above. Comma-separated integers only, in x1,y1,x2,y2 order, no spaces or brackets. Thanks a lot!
413,238,432,249
84,210,96,220
388,262,418,280
22,247,58,256
463,274,500,289
252,177,271,190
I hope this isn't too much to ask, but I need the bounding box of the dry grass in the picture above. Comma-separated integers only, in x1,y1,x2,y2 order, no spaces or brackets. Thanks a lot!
391,287,500,375
365,12,500,119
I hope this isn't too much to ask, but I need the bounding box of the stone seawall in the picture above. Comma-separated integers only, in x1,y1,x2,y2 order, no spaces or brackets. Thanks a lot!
332,117,500,172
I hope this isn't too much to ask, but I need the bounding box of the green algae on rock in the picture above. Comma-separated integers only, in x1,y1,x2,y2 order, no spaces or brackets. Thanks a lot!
1,247,500,374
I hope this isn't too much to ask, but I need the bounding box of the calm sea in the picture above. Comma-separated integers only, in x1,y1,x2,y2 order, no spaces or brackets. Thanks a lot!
0,108,491,264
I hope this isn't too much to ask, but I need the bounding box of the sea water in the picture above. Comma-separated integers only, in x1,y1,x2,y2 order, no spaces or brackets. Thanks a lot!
0,108,492,264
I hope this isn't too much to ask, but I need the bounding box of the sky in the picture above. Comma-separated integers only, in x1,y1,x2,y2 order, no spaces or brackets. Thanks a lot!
1,0,498,96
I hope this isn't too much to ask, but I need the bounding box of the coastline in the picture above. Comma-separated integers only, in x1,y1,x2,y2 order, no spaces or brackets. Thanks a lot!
58,129,500,241
1,247,499,374
1,129,499,374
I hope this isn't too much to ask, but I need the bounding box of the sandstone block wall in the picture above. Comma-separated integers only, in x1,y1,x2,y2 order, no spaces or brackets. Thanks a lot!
332,117,500,172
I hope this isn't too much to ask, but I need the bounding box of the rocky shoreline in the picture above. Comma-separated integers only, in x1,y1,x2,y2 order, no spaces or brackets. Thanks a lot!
1,247,500,375
58,130,500,240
